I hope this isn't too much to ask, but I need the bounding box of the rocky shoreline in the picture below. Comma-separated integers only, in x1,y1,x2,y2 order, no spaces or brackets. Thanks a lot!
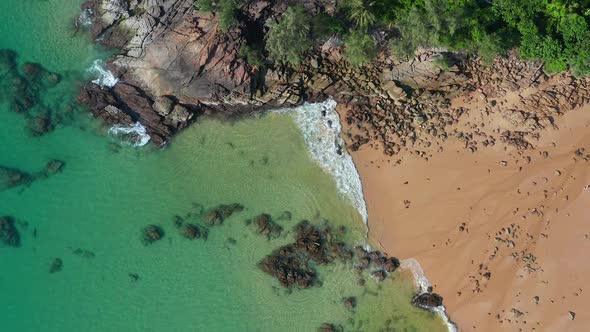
74,1,590,329
78,0,589,155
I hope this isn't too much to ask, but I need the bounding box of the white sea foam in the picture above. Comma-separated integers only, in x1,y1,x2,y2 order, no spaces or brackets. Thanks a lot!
88,59,119,88
78,8,93,27
402,258,458,332
274,99,368,225
108,122,151,147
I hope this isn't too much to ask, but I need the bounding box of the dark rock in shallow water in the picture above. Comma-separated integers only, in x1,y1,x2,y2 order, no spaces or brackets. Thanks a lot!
318,323,340,332
49,258,63,273
0,166,33,191
128,273,140,282
258,221,335,289
26,113,54,136
247,213,282,239
202,203,244,225
343,296,357,309
72,248,95,259
412,292,444,309
383,256,401,273
277,211,292,221
0,216,21,247
141,225,164,245
21,62,61,88
180,223,201,240
41,160,65,177
371,270,386,282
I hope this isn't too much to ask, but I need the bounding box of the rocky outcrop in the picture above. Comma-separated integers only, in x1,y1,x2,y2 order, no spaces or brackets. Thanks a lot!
201,203,244,225
141,224,165,245
412,291,444,310
0,160,66,192
246,213,283,239
0,216,21,248
0,49,72,137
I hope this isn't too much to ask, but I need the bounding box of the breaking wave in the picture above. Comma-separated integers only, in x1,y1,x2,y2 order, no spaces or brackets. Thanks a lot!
78,8,93,27
108,122,150,147
274,99,368,224
402,258,458,332
88,59,118,88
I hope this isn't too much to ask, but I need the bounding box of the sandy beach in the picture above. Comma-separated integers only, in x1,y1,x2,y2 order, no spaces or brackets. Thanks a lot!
342,96,590,331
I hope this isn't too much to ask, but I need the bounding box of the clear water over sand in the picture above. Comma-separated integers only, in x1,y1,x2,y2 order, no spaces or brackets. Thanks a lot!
0,1,447,331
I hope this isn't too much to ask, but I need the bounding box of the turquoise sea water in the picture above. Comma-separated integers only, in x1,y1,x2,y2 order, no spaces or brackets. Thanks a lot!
0,1,448,331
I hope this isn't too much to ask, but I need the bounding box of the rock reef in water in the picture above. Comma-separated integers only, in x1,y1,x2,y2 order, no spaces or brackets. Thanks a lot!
0,166,33,191
0,49,75,136
49,258,63,273
246,213,282,239
412,291,444,310
0,160,66,192
201,203,244,226
0,216,21,247
141,225,165,245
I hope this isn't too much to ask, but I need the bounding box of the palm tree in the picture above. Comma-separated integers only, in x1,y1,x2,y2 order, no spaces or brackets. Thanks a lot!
348,0,376,29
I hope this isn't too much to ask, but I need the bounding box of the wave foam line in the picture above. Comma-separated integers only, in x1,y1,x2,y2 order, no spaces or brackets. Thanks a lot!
273,99,368,225
88,59,118,88
402,258,458,332
108,122,150,147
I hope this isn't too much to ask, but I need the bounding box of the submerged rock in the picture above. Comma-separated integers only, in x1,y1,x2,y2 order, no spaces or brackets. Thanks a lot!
72,248,95,259
412,292,444,309
343,296,357,310
0,166,33,191
0,216,21,247
26,113,54,136
202,203,244,225
40,160,65,178
180,223,202,240
141,225,165,245
49,258,63,273
247,213,282,239
317,323,341,332
383,256,401,273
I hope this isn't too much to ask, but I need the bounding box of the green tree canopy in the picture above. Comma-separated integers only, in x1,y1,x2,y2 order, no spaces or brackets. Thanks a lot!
344,29,377,66
265,5,312,67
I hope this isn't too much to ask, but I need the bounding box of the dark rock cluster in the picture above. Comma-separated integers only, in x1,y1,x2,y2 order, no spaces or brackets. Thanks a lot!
201,203,244,226
0,216,21,247
412,291,444,310
49,258,63,273
246,213,282,239
141,225,165,245
0,49,76,137
0,160,66,192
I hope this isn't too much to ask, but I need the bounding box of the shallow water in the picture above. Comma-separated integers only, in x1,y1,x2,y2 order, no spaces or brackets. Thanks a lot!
0,1,448,331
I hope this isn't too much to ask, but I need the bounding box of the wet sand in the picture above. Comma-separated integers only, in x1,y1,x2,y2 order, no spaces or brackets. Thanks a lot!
343,103,590,331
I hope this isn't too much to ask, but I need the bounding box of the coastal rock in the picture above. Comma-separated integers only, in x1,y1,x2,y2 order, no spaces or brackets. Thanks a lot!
41,160,65,178
343,296,356,309
49,258,63,273
26,113,54,136
318,323,340,332
412,292,444,309
202,203,244,225
0,166,33,191
0,216,21,247
383,257,401,273
247,213,283,239
141,225,165,245
180,223,201,240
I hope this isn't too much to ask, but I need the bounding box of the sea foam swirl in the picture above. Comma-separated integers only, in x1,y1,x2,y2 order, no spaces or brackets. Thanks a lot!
402,258,458,332
108,122,151,147
274,99,368,224
88,59,118,88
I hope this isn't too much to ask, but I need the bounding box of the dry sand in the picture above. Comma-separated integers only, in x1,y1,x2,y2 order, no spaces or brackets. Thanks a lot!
342,101,590,331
